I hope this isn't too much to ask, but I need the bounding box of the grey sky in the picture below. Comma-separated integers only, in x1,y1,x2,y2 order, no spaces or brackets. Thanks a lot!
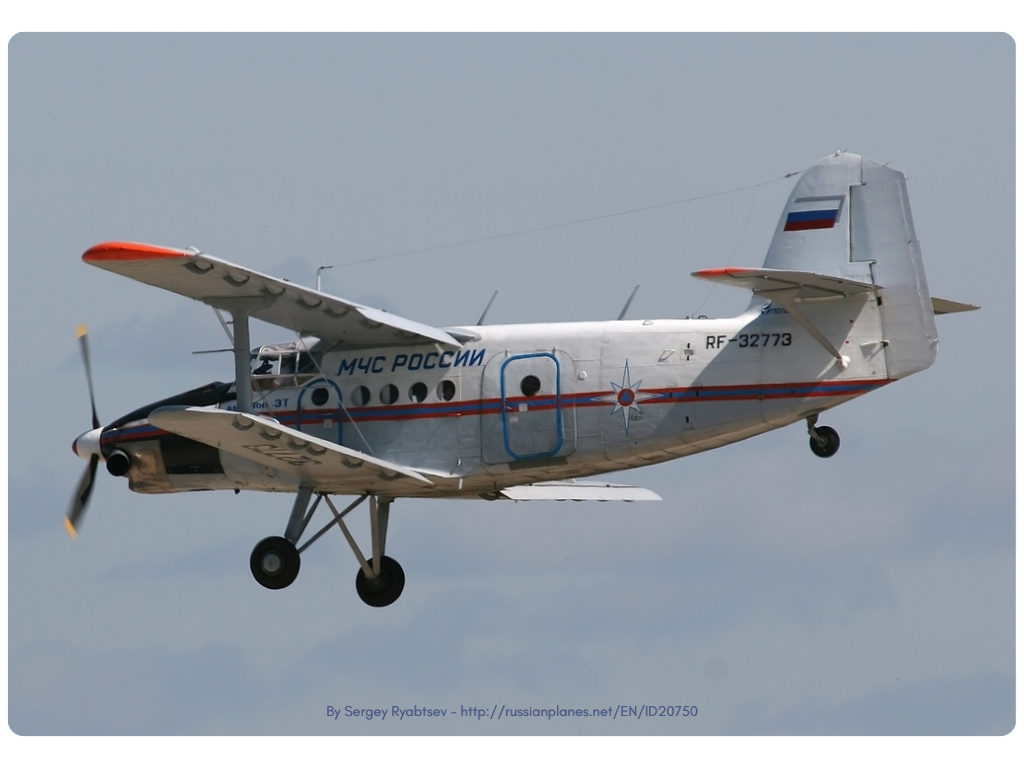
6,31,1015,751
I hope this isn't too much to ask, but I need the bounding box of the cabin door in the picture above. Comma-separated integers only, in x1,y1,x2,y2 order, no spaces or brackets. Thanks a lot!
481,351,576,463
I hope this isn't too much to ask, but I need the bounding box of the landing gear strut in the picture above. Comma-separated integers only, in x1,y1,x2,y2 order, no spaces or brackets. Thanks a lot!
249,488,406,607
806,415,840,458
334,496,405,607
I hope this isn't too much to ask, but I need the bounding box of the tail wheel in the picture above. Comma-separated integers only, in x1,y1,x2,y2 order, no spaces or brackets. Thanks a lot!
809,425,840,458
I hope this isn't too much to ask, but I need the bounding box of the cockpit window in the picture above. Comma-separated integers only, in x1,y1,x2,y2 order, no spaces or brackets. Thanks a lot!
251,348,322,390
251,354,279,376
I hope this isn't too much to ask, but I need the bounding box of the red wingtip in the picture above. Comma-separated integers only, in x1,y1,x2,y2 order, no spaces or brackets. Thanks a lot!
692,267,747,278
83,241,187,263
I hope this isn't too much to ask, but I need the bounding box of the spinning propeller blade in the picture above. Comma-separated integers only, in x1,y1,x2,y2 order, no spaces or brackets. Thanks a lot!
67,325,103,537
65,455,99,538
78,324,100,430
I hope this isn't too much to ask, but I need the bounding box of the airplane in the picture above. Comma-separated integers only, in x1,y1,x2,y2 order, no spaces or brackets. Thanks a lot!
67,152,978,607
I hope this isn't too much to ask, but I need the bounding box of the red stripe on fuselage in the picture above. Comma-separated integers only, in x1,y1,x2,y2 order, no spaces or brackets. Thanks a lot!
99,379,886,446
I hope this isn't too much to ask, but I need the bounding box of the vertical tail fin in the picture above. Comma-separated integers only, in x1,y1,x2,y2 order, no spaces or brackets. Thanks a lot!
764,152,938,378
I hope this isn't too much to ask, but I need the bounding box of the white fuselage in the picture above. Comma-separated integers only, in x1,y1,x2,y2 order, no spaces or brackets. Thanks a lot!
109,295,889,497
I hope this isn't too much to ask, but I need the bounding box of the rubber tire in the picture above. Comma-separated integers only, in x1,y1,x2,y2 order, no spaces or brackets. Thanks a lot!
355,556,406,607
250,536,301,590
809,425,840,458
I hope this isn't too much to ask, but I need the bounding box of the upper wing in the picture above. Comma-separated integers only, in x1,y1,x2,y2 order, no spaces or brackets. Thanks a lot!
148,406,434,492
691,267,879,300
83,241,463,348
498,481,661,501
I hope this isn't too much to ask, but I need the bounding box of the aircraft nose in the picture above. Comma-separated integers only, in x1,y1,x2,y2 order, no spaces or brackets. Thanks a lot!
73,427,103,459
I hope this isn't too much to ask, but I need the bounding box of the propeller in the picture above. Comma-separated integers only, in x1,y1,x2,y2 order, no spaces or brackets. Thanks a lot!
66,455,99,538
66,325,101,537
79,324,100,430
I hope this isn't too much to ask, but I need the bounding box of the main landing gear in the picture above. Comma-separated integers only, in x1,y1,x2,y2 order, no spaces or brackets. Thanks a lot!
250,536,300,590
806,415,840,458
249,486,405,607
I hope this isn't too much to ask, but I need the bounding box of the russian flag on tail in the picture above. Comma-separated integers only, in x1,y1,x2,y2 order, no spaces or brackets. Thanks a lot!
784,195,845,231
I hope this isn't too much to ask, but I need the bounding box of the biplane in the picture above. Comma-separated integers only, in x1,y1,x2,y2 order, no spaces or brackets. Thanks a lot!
68,152,977,606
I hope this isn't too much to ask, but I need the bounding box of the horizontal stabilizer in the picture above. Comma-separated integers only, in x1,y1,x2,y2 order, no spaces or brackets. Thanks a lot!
499,481,661,501
148,406,434,488
692,267,879,300
83,242,462,349
931,296,980,315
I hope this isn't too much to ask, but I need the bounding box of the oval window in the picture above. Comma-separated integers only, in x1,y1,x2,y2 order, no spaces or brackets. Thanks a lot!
437,380,456,402
380,383,399,405
409,382,428,403
520,375,541,397
311,387,329,406
352,385,370,406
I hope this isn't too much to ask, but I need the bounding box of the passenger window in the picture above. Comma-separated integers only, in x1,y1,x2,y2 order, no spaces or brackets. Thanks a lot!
352,385,370,406
409,382,428,403
437,380,456,402
380,383,399,405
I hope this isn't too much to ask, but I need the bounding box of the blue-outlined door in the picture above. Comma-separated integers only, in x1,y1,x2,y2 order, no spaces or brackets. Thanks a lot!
296,379,344,444
500,353,562,460
481,350,577,464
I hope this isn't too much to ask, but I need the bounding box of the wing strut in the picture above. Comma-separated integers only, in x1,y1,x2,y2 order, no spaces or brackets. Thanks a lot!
220,297,274,413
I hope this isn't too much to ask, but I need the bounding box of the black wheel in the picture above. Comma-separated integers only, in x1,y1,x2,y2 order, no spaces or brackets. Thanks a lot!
250,536,300,590
355,556,405,607
809,425,840,458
